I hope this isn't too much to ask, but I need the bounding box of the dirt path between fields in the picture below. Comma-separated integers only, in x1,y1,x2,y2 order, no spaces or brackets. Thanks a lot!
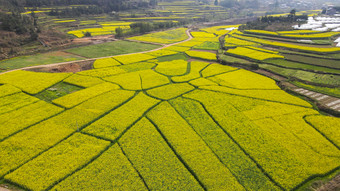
0,29,193,75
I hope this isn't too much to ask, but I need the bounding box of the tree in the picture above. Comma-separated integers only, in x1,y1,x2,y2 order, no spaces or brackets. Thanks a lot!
83,31,92,37
30,11,38,28
290,9,296,16
214,0,218,6
115,27,123,38
289,9,296,22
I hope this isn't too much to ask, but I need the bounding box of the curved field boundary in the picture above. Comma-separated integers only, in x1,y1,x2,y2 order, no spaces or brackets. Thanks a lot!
242,33,333,47
253,69,340,115
0,29,193,75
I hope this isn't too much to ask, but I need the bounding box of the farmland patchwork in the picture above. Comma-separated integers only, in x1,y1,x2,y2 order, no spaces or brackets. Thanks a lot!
0,26,340,190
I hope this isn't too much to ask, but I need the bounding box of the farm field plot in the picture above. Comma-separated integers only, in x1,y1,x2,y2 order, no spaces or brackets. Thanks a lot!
260,64,340,86
216,26,340,98
68,25,131,38
244,30,340,39
264,59,340,74
128,28,188,44
231,33,340,54
0,36,339,191
225,46,284,61
0,51,85,73
65,40,161,58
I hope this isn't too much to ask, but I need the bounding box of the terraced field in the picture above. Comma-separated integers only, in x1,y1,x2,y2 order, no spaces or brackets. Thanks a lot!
222,25,340,99
1,25,340,190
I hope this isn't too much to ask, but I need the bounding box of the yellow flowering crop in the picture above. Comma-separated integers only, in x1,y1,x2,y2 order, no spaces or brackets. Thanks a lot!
155,59,188,76
99,21,133,26
77,66,126,78
51,144,147,190
189,77,218,86
200,25,240,34
0,70,71,94
281,31,340,39
305,115,340,148
147,102,245,190
52,82,120,108
93,57,121,69
0,93,40,115
0,101,63,140
170,97,280,190
183,90,340,190
0,90,134,177
0,84,21,98
5,133,110,191
68,28,112,38
105,69,169,90
189,37,215,42
102,25,130,32
55,20,76,23
119,117,203,190
226,46,284,60
253,115,340,189
277,30,322,34
128,28,188,44
83,93,160,141
199,85,312,107
224,36,259,46
174,40,203,47
63,74,105,88
208,69,280,89
172,61,209,82
145,49,178,57
201,63,237,77
118,61,156,72
215,30,230,36
190,31,216,38
2,31,340,190
245,46,279,54
162,45,191,52
113,53,155,65
272,113,340,157
185,50,217,61
233,34,340,53
147,83,194,100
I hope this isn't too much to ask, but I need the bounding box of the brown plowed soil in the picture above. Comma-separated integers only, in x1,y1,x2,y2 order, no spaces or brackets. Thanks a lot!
26,60,94,73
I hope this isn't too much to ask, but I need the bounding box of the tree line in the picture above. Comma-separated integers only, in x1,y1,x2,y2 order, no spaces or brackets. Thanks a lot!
239,11,308,30
0,11,39,40
116,20,188,37
0,0,156,13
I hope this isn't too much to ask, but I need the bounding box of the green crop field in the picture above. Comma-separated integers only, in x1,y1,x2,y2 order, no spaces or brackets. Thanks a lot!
292,81,340,99
128,28,188,44
65,40,161,58
264,59,340,74
0,51,85,72
0,22,340,191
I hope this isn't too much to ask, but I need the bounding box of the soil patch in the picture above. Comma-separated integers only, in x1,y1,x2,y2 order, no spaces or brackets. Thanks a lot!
310,174,340,191
25,60,94,73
